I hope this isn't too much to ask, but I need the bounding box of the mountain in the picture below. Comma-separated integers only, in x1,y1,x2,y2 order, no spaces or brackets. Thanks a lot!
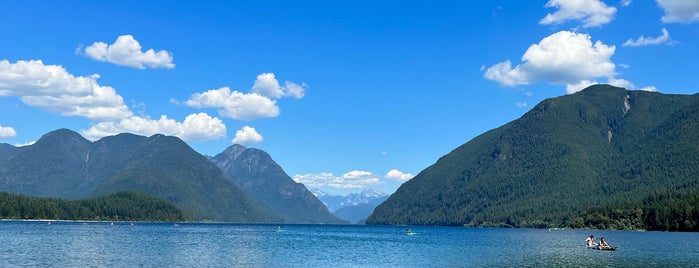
333,195,389,224
315,189,388,212
314,189,389,224
211,144,346,224
0,143,17,159
367,85,699,227
0,129,279,222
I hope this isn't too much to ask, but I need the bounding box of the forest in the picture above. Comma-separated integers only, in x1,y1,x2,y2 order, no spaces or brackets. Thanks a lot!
0,191,191,222
571,189,699,232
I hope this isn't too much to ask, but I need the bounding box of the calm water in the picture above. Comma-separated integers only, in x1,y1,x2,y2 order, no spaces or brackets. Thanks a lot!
1,221,698,267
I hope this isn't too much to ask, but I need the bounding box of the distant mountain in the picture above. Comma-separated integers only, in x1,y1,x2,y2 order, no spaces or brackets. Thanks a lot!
211,144,346,224
314,189,388,224
0,129,279,222
367,85,699,227
315,189,388,212
333,195,389,224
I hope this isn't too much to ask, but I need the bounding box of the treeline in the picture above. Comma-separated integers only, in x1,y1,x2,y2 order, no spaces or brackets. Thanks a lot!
569,189,699,231
0,191,191,222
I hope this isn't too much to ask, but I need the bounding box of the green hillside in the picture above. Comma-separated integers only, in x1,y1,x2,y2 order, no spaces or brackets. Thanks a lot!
367,85,699,229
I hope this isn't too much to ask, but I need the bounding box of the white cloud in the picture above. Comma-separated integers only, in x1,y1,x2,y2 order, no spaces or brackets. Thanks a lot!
185,87,280,120
623,28,671,46
81,113,226,142
81,35,175,69
185,73,306,120
284,81,307,99
292,170,381,189
0,59,132,120
251,73,307,99
0,125,17,140
621,0,632,7
232,126,263,146
657,0,699,23
485,31,616,88
385,169,413,182
516,102,529,108
540,0,617,27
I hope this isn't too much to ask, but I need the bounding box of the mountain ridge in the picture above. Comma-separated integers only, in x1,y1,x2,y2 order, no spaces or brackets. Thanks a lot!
367,85,699,227
0,129,279,222
211,144,346,224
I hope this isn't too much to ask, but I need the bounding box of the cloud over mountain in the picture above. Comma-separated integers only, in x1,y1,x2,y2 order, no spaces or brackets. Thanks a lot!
232,126,263,146
484,31,615,90
0,59,225,142
0,59,132,120
184,73,306,120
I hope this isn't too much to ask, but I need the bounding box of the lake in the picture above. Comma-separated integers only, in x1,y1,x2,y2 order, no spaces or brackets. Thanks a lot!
1,221,697,267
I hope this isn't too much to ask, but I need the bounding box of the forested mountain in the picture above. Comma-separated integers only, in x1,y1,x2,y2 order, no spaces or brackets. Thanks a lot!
367,85,699,230
0,129,279,222
211,145,346,224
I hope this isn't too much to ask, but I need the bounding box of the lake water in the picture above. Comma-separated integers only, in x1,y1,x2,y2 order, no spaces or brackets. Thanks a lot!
1,221,698,267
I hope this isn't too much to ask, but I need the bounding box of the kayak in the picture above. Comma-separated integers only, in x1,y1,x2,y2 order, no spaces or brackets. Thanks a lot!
406,232,419,235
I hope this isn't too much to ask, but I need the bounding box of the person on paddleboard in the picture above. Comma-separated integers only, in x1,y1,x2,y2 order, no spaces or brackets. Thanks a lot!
585,235,596,247
599,237,612,250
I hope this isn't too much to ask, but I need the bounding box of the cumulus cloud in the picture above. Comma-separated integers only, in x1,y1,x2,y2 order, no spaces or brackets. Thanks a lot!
184,73,306,120
81,113,226,142
0,59,132,120
540,0,617,27
385,169,414,182
657,0,699,23
185,87,280,120
485,31,616,87
1,59,228,143
293,171,381,189
81,35,175,69
232,126,263,146
0,125,17,140
251,73,306,99
623,28,671,46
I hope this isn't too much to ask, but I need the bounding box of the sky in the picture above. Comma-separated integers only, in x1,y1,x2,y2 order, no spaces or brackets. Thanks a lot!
1,0,698,195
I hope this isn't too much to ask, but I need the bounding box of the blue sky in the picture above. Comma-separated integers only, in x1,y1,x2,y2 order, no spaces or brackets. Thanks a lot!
1,0,698,195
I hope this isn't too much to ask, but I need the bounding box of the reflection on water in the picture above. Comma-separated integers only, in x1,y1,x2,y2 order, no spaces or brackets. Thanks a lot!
1,221,698,267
